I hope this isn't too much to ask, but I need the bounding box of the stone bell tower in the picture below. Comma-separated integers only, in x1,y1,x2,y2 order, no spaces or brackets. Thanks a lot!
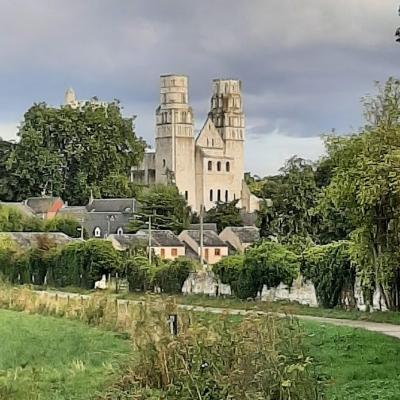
155,75,196,208
208,79,245,204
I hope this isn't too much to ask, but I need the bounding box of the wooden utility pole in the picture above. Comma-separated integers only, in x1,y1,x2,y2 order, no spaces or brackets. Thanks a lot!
148,214,152,264
200,204,204,267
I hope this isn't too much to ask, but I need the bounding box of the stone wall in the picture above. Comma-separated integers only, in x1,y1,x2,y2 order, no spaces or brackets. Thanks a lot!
182,272,318,306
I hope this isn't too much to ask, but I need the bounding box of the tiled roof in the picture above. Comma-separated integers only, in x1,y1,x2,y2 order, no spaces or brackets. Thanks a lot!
108,234,148,250
26,197,63,213
181,230,227,247
137,230,184,247
228,226,260,244
189,223,218,232
82,212,132,237
87,198,136,213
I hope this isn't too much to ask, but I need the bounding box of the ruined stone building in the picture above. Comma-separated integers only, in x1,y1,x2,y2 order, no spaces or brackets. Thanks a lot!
131,75,260,213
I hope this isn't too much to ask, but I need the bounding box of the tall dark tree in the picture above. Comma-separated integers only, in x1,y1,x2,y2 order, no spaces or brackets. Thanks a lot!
0,138,14,201
4,102,145,205
204,199,243,233
129,184,190,234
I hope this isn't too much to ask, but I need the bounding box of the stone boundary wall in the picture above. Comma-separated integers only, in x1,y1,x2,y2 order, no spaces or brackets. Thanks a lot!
182,272,319,307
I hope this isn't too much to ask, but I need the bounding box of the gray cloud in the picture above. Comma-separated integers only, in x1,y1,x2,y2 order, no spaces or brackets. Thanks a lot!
0,0,399,174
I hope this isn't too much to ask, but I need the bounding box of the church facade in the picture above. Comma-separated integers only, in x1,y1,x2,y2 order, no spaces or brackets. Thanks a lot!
131,74,260,213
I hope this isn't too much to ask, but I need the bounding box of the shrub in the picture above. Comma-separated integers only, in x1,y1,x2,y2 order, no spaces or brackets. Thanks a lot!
214,241,299,299
49,239,122,289
104,303,321,399
152,257,195,294
126,255,152,292
302,241,355,308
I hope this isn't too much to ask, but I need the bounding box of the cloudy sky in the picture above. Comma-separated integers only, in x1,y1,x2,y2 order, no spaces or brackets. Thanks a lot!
0,1,398,175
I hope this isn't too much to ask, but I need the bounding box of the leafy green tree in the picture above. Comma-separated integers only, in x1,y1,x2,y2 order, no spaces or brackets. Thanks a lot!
44,216,84,238
129,184,190,234
213,242,299,299
256,157,320,244
126,255,152,292
321,78,400,310
152,257,195,293
0,139,14,201
49,239,122,289
0,205,43,232
5,102,145,205
204,199,243,233
301,241,355,308
98,174,141,199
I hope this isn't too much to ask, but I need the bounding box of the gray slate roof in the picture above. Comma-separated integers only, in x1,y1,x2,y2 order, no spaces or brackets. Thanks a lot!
26,197,63,213
87,198,136,213
108,234,148,250
189,223,218,232
228,226,260,244
83,212,131,237
0,232,76,248
182,230,227,247
137,230,184,247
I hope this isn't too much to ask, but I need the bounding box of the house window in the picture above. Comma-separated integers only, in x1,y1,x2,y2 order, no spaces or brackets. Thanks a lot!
171,248,178,256
117,227,123,236
217,161,221,171
226,161,230,172
208,161,212,171
210,189,213,201
185,191,188,201
163,159,166,168
161,248,165,258
225,190,228,202
217,189,221,202
94,227,101,238
215,248,221,256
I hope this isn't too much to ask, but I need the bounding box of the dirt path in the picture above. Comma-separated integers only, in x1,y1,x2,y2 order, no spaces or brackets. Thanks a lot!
40,290,400,340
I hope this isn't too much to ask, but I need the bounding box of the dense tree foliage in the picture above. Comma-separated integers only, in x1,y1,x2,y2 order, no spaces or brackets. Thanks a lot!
129,184,190,234
214,241,299,299
204,199,243,233
301,241,355,308
0,205,82,237
321,78,400,310
0,139,14,201
2,102,145,205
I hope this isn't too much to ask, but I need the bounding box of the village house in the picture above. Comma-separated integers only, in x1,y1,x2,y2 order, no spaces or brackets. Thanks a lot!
179,229,228,265
219,226,260,253
1,197,64,220
108,230,185,260
58,198,136,238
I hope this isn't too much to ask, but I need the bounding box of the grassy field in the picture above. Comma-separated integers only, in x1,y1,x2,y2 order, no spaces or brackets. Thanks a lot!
0,309,132,400
303,321,400,399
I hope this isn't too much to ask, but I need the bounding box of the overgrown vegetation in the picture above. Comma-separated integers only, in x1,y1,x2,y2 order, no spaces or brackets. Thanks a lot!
214,241,299,299
301,241,355,308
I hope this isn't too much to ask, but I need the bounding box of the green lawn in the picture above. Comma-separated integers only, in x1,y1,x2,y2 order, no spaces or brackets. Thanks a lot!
0,309,132,400
303,321,400,399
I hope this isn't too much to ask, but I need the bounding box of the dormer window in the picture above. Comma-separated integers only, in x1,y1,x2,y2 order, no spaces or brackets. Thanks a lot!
117,227,123,236
94,227,101,238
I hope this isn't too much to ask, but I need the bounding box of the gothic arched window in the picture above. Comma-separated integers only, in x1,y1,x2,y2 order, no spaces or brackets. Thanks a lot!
225,190,228,202
226,162,230,172
210,190,213,201
217,161,221,171
208,161,212,171
217,189,221,202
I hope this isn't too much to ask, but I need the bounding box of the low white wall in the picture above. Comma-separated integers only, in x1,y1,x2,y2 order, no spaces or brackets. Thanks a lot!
260,276,318,307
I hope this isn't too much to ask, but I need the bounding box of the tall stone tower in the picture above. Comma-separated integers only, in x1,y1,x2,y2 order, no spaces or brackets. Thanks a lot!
155,75,196,208
208,79,245,203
